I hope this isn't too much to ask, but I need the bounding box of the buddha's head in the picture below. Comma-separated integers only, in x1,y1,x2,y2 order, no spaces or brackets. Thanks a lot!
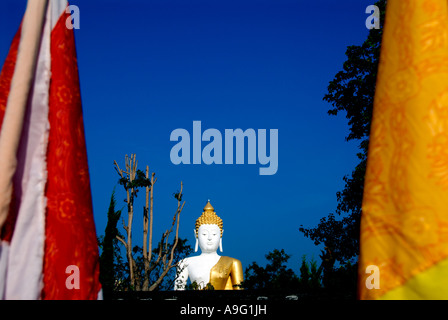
194,200,223,253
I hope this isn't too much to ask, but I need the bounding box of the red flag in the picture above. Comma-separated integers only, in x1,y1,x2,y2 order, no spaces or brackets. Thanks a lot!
0,0,101,299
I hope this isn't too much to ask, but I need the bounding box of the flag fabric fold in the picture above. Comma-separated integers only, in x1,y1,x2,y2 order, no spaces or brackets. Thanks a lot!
0,0,101,299
359,0,448,299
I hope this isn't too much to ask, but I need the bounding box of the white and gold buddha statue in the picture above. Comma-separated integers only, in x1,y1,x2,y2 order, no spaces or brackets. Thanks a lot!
174,200,243,290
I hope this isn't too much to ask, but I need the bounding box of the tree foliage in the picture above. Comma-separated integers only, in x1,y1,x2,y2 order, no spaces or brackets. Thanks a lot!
98,189,193,292
244,248,356,299
298,255,322,292
98,189,123,292
130,238,193,291
243,249,323,292
244,249,298,290
299,0,386,264
99,154,190,293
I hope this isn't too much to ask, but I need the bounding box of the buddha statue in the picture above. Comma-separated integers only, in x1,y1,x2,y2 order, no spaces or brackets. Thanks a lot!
174,201,244,290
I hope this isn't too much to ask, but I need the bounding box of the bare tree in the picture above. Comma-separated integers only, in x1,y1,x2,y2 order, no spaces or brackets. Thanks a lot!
114,154,185,291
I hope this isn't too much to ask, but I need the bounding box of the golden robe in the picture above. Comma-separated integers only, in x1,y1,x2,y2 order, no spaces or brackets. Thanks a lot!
209,256,243,290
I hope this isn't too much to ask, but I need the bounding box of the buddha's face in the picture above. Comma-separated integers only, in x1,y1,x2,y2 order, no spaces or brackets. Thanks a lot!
197,224,221,253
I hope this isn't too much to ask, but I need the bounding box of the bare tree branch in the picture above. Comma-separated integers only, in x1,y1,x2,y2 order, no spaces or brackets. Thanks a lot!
116,235,127,249
113,155,186,291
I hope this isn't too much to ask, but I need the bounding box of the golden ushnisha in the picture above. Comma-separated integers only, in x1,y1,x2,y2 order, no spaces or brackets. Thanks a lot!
195,200,223,237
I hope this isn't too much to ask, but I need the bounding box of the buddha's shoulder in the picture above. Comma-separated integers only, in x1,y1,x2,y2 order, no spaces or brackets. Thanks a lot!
220,256,242,266
181,255,241,266
180,255,204,265
180,256,194,264
221,256,240,261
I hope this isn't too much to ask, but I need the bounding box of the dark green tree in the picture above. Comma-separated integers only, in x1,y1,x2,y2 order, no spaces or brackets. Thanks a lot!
299,0,386,264
298,255,322,292
244,249,299,291
98,189,123,292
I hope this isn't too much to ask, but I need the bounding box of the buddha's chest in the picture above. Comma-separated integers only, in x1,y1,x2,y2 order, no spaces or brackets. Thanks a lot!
187,257,221,286
210,261,231,280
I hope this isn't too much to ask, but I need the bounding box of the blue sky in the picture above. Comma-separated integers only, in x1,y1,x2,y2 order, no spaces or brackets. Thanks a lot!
0,0,374,275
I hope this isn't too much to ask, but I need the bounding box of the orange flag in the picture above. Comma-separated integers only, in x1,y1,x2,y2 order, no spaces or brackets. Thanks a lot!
0,0,101,299
359,0,448,299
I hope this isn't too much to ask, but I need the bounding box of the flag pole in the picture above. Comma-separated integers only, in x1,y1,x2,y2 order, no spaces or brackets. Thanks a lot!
0,0,49,231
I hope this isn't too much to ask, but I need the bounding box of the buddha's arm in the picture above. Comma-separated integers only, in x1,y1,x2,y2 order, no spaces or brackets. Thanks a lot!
231,259,244,290
174,259,188,290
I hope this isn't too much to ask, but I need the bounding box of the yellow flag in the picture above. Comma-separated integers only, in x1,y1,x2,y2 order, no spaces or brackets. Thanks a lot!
359,0,448,299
